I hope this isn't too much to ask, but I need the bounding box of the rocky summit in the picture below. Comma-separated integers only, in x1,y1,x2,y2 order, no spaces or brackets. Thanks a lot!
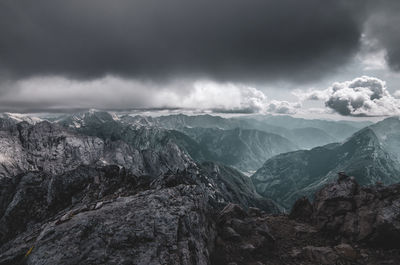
1,164,400,264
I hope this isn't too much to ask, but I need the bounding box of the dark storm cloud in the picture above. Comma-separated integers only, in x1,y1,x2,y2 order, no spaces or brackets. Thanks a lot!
365,1,400,72
0,0,366,82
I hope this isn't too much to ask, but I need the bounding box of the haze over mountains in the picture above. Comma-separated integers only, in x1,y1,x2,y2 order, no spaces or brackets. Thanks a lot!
0,110,374,177
252,117,400,208
53,111,371,173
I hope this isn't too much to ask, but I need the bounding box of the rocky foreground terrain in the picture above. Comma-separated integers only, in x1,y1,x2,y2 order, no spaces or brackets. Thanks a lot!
1,166,400,264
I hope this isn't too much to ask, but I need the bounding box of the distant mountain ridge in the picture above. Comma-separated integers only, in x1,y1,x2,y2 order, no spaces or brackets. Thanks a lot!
121,113,370,149
251,116,400,209
56,111,297,173
183,127,298,173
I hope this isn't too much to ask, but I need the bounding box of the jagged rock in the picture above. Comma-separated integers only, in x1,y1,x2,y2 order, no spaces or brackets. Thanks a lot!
334,243,359,260
218,203,249,223
1,185,216,265
300,244,359,264
248,207,263,218
0,156,281,264
0,120,194,180
221,226,241,241
212,204,275,265
289,196,313,222
0,165,143,245
291,177,400,248
301,246,339,265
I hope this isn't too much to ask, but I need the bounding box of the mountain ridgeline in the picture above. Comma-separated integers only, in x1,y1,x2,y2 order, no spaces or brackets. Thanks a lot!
251,117,400,209
57,111,298,173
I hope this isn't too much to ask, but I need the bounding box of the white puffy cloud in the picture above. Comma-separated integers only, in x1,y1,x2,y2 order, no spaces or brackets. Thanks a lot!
297,76,400,116
179,81,268,113
267,100,301,114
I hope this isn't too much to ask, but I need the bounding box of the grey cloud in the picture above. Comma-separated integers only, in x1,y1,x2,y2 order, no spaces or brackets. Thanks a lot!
364,1,400,72
0,0,365,82
304,76,400,117
267,101,301,115
0,76,301,114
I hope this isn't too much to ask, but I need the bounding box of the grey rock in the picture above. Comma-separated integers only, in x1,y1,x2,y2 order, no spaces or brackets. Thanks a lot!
0,119,194,180
3,185,216,265
289,197,313,222
291,177,400,248
301,246,339,265
212,204,275,265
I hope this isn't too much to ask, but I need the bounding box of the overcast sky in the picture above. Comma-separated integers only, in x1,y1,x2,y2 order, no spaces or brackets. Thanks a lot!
1,0,400,119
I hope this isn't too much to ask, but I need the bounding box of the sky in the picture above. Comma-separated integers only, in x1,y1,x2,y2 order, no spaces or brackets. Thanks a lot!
1,0,400,119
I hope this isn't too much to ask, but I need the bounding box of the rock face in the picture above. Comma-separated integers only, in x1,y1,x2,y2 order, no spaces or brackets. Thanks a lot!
0,166,232,264
288,197,313,222
211,204,275,265
0,161,280,264
291,177,400,248
0,119,194,179
6,185,214,265
2,167,400,264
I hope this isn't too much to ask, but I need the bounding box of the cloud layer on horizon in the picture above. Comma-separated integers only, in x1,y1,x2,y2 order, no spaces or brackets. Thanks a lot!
0,76,300,114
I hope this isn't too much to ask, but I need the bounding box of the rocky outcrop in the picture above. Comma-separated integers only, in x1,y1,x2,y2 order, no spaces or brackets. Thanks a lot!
0,182,216,265
0,120,194,179
211,204,275,265
0,165,146,245
291,177,400,248
2,166,400,264
288,196,313,222
0,166,215,265
0,159,282,264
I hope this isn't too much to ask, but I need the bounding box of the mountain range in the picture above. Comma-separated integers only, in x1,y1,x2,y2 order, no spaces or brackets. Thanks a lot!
121,113,370,150
251,117,400,209
0,109,399,264
56,111,298,173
